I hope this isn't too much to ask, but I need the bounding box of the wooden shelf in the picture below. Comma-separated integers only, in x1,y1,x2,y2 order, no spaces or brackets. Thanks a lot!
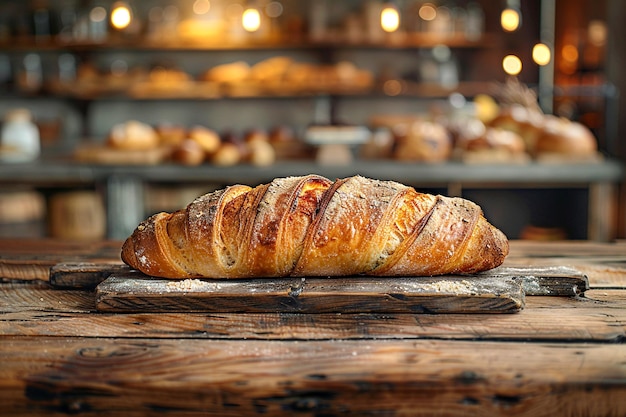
0,33,498,53
1,158,621,187
1,158,620,240
6,81,495,102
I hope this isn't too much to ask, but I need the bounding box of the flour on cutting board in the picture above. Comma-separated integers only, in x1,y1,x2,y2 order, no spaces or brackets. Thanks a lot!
417,279,478,294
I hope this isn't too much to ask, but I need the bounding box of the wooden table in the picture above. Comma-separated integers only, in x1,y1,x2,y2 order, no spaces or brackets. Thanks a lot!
1,239,625,416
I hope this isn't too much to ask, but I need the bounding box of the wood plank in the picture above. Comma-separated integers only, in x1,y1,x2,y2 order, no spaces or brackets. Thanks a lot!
0,239,122,281
0,281,95,313
49,263,590,297
50,263,130,289
508,240,626,258
1,337,624,416
95,273,525,314
2,298,624,342
480,265,588,296
504,258,626,288
1,281,624,342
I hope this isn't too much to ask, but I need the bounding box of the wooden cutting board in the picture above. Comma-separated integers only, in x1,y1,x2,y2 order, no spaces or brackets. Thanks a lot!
89,265,588,315
95,271,526,314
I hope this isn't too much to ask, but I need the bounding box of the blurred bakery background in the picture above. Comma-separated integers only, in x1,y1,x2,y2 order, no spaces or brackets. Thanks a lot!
0,0,624,242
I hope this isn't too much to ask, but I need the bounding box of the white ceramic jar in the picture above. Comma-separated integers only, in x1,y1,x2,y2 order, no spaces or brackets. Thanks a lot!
1,108,40,162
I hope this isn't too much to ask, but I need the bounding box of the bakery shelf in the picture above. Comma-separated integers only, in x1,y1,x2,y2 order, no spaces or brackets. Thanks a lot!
3,158,619,186
9,81,494,102
0,33,498,53
0,158,621,240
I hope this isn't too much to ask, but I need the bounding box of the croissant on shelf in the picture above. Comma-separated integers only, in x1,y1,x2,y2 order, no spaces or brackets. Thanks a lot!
121,175,509,279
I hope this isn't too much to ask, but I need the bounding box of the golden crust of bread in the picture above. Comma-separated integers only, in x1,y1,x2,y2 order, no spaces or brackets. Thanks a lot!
121,175,509,278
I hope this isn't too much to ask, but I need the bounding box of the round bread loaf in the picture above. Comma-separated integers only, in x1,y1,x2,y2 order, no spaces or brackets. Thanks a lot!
534,116,597,156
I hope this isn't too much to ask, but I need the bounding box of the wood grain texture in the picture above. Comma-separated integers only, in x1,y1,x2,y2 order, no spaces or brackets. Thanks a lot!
0,240,122,281
50,263,130,289
1,282,624,342
480,265,588,295
48,263,590,298
1,240,625,416
1,336,625,417
95,273,525,314
508,240,626,257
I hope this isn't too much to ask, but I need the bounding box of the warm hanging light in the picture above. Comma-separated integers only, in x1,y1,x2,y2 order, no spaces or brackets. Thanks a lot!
418,3,437,21
89,6,107,23
381,4,400,33
502,54,522,75
242,7,261,32
501,8,520,32
532,43,551,66
193,0,211,15
501,0,521,32
561,44,579,63
111,2,132,30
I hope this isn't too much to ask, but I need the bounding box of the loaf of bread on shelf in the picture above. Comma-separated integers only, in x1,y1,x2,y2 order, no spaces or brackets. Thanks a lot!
106,120,160,151
155,124,186,147
489,104,544,152
200,61,251,83
243,130,275,167
210,142,242,166
534,115,597,157
250,56,293,82
453,120,526,154
171,139,206,166
121,175,509,279
187,126,221,154
393,120,452,162
490,106,598,159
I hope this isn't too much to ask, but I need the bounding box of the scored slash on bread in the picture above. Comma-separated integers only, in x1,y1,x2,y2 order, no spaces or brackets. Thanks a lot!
121,175,509,279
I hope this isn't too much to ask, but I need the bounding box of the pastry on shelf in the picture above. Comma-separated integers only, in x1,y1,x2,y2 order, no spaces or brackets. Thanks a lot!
171,138,206,166
454,124,529,164
250,56,293,83
188,126,221,155
282,61,373,94
489,104,544,153
75,120,168,165
107,120,160,151
210,142,242,167
489,77,599,161
268,125,312,160
155,124,186,147
200,61,251,84
392,119,452,162
200,61,257,96
130,65,195,98
244,130,276,167
59,61,147,97
359,128,395,160
534,115,599,162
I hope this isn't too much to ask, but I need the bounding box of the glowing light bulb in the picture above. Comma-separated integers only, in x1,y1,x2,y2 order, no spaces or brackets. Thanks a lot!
265,1,283,18
501,8,520,32
193,0,211,15
381,5,400,33
89,6,107,23
418,3,437,21
588,20,607,46
242,8,261,32
562,44,579,63
502,55,522,75
111,3,132,30
532,43,551,66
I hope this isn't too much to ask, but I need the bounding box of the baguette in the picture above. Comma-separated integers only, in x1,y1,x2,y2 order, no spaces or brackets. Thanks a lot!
121,175,508,278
